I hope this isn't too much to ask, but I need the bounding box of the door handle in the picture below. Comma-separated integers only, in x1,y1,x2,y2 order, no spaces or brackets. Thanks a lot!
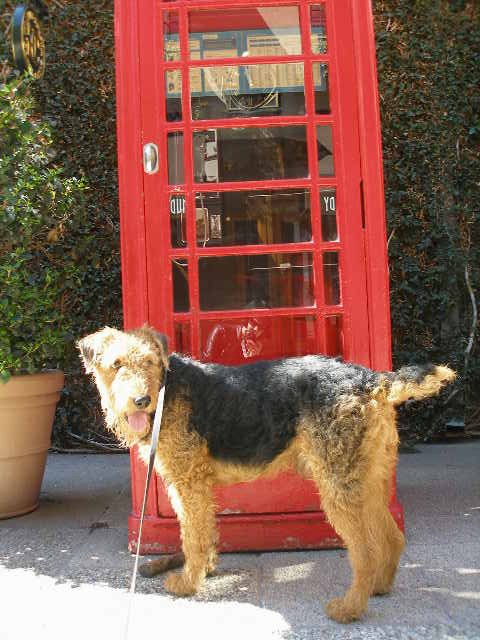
143,142,159,174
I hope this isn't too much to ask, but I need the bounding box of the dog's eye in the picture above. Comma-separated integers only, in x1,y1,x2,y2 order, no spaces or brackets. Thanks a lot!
112,359,122,370
145,359,154,366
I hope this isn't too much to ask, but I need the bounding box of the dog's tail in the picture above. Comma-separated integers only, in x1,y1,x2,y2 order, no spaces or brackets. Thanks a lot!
385,364,456,406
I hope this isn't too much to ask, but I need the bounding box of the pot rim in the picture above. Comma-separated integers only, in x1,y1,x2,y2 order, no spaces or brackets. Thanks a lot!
0,369,64,399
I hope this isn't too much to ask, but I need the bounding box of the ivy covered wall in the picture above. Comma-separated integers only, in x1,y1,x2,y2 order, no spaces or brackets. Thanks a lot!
1,1,121,444
1,0,478,444
373,1,479,439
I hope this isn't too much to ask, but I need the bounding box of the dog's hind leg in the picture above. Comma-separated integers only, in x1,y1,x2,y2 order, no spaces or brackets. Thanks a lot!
368,499,405,596
366,460,405,596
363,403,405,596
301,414,378,621
318,489,376,623
309,445,404,620
164,480,217,596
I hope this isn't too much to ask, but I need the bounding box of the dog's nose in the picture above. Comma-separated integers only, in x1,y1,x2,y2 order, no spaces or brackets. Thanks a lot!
133,395,151,409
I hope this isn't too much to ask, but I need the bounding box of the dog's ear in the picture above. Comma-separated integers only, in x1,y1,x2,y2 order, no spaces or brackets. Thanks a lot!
134,325,169,365
149,328,169,356
77,327,119,373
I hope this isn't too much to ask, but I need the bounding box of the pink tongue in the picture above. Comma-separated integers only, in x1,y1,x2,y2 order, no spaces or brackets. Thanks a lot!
127,411,148,432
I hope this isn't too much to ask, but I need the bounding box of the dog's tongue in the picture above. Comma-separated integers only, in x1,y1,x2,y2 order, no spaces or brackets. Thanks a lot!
127,411,149,432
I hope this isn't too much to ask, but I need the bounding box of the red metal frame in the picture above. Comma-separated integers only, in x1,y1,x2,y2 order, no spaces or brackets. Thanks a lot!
114,0,402,554
351,0,392,371
114,0,149,328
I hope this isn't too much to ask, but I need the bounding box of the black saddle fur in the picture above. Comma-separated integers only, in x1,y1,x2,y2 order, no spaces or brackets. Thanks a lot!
164,354,435,466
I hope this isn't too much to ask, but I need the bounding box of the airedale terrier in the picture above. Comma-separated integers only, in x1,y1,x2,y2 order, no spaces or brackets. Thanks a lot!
78,325,455,623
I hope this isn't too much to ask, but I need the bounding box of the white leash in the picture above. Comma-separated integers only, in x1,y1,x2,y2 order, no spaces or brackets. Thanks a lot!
124,384,166,639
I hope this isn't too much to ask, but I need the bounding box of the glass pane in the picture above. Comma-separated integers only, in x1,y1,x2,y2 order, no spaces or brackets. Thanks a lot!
190,63,305,120
170,194,186,247
167,131,184,185
194,189,311,246
174,322,192,356
201,315,317,365
325,315,343,357
316,125,334,176
313,63,330,114
199,252,314,311
310,5,327,54
320,188,338,241
188,7,302,59
193,126,308,183
323,252,340,305
172,259,189,312
166,70,182,122
164,11,180,61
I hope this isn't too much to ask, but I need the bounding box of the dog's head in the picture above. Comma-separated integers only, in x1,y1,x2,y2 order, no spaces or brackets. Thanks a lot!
77,326,169,446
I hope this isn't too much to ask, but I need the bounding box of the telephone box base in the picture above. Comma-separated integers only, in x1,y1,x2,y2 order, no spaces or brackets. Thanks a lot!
128,502,404,555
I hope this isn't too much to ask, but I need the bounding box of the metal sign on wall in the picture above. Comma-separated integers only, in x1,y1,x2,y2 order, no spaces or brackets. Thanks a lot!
11,5,46,79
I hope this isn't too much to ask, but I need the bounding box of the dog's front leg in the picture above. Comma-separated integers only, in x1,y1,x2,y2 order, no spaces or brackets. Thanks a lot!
164,481,217,597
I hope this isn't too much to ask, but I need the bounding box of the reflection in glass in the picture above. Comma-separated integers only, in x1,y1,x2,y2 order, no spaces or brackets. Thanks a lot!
313,63,330,114
201,315,317,365
170,195,212,247
323,252,340,305
166,70,182,122
190,63,306,120
310,4,327,54
164,11,180,61
325,315,343,357
174,322,191,356
170,194,186,247
188,6,302,59
199,252,314,310
316,126,334,176
167,131,184,184
192,189,311,247
193,126,308,183
172,259,189,312
320,188,338,241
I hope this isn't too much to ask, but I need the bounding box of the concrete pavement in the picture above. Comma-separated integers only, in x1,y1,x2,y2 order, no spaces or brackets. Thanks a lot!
1,440,479,640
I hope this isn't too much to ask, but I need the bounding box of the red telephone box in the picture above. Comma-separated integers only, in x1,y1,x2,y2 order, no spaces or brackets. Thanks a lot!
114,0,403,553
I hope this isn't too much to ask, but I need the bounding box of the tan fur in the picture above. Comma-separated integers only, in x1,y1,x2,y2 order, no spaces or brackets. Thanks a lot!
78,326,455,623
388,365,456,405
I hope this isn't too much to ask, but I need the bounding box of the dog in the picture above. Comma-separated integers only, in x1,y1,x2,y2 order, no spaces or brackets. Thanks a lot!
77,325,455,623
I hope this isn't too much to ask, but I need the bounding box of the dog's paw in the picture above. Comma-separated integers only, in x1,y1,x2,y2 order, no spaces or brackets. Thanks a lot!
372,584,393,597
372,572,395,596
325,597,365,624
164,572,198,597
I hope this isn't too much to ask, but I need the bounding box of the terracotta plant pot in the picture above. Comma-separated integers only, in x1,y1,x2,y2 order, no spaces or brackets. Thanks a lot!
0,370,64,519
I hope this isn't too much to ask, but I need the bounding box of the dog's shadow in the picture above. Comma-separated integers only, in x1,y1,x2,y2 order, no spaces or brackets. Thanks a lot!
138,548,350,612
